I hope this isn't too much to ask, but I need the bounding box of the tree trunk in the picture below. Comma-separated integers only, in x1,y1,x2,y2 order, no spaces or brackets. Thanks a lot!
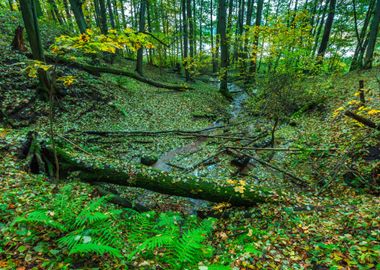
363,0,380,69
247,0,264,84
199,0,203,52
98,0,108,34
182,0,190,81
242,0,253,63
120,0,127,28
146,0,153,64
211,0,218,73
69,0,87,33
350,0,374,70
112,0,120,29
136,0,146,76
11,26,27,51
35,0,43,17
93,0,102,28
49,146,270,206
226,0,234,65
19,0,51,98
311,0,328,57
107,0,115,28
187,0,194,76
219,0,229,98
316,0,336,63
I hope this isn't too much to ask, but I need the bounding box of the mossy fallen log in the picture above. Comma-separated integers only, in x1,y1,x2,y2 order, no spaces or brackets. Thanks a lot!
44,55,191,91
50,146,273,206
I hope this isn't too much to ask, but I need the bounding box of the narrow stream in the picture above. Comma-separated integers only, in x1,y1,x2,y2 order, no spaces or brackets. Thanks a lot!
152,82,247,172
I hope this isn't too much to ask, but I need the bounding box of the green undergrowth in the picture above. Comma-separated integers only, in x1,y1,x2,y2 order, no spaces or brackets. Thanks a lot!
0,148,379,269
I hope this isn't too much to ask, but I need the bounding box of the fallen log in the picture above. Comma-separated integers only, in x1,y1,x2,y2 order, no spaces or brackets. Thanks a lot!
45,145,273,206
42,55,192,91
344,110,380,130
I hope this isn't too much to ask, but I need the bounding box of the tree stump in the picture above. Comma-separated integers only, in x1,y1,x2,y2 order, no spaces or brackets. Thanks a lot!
11,26,27,52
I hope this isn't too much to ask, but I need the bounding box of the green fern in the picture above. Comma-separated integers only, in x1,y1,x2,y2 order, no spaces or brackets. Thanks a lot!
13,185,123,260
126,211,216,268
69,243,122,258
13,210,66,231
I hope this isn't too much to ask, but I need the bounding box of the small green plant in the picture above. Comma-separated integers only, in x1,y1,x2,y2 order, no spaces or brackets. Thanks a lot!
126,210,216,268
12,185,123,259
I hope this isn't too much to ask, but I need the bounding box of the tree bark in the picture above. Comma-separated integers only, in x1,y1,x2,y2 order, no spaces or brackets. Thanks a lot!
107,0,115,28
182,0,190,81
211,0,218,73
11,26,27,51
98,0,108,34
316,0,336,63
187,0,194,76
48,146,270,206
35,0,43,17
219,0,229,98
120,0,127,28
19,0,51,97
247,0,264,84
363,0,380,69
69,0,87,33
350,0,374,70
136,0,147,76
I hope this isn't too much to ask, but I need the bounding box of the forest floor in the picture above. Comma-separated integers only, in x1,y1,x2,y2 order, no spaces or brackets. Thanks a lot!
1,13,380,270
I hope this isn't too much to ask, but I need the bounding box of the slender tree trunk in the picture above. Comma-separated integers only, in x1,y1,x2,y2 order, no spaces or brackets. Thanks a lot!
211,0,218,73
193,0,197,55
312,0,328,56
19,0,51,97
112,0,120,29
107,0,115,28
227,0,234,64
69,0,87,33
35,0,43,17
363,0,380,69
350,0,374,70
147,0,153,64
219,0,229,98
99,0,108,34
187,0,194,59
316,0,336,63
136,0,146,76
182,0,190,81
309,0,319,34
199,0,203,52
120,0,126,28
247,0,263,84
94,0,102,28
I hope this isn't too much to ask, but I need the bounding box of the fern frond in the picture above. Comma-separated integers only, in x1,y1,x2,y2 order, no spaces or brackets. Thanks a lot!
174,228,206,264
128,233,174,260
74,211,109,227
69,243,122,258
13,211,66,231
